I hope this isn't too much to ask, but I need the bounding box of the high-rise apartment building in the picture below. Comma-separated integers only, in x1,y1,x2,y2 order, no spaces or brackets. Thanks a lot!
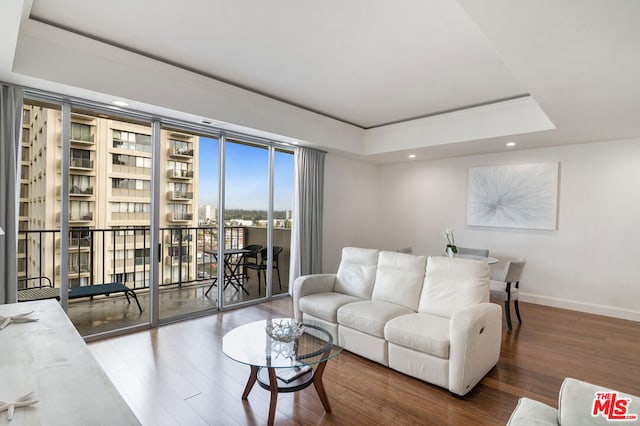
19,104,199,290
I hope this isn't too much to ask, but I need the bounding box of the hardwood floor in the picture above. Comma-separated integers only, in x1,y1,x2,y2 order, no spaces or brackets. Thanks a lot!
88,299,640,425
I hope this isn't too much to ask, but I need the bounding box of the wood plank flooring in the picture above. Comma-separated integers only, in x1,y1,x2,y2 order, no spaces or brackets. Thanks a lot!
88,299,640,425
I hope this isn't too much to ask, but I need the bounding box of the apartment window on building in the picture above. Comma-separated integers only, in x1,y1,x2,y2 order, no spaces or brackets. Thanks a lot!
169,139,193,156
70,229,91,247
71,122,93,143
70,201,92,221
69,252,90,274
71,148,92,169
112,178,150,191
168,182,191,199
112,226,148,237
134,248,150,266
114,249,134,260
111,202,151,214
112,129,152,153
112,153,152,169
70,175,92,195
169,203,190,220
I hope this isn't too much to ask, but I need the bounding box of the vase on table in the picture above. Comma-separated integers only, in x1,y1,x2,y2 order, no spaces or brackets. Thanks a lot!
446,245,457,257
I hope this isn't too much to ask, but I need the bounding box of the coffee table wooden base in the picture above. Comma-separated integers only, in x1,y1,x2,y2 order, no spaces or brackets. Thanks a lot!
241,361,332,426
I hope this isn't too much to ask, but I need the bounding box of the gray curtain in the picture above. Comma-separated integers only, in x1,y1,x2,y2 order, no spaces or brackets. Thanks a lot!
0,84,23,304
289,147,325,291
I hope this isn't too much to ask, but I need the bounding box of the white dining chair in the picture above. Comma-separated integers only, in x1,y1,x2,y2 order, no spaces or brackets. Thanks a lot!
490,258,526,329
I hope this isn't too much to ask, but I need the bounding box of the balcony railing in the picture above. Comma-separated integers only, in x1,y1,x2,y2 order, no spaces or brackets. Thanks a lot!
70,158,94,169
167,169,193,179
168,191,193,201
70,186,94,196
71,134,95,144
168,146,194,158
69,212,93,222
17,226,249,289
167,212,193,222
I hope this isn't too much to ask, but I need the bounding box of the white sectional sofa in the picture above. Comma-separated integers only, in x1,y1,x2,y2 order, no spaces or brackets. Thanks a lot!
293,247,502,396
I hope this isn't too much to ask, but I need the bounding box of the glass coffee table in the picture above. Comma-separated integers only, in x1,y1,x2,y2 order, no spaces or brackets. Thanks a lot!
222,318,342,426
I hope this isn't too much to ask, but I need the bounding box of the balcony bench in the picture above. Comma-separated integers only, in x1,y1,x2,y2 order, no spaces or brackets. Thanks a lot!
68,283,143,313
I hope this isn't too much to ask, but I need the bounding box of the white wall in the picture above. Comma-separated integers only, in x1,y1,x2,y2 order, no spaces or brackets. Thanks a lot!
323,154,380,272
377,138,640,321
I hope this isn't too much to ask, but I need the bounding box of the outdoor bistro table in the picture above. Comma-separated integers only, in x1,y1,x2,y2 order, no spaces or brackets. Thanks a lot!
222,318,342,426
204,248,251,296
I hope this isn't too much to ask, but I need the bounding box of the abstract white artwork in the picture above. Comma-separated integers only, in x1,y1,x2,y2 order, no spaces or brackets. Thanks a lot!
467,163,559,230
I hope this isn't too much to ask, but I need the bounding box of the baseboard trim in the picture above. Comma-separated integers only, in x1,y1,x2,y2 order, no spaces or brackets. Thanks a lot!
520,293,640,322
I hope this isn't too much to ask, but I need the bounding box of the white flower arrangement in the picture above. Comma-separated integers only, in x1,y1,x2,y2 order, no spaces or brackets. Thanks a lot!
443,228,457,255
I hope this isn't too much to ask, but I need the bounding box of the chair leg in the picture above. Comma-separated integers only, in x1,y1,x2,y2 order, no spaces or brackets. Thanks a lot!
514,300,522,324
276,266,282,290
504,300,513,330
257,270,262,296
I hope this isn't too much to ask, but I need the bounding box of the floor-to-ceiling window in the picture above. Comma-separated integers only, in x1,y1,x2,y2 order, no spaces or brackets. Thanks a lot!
158,126,219,321
18,100,62,312
222,139,270,307
17,92,295,336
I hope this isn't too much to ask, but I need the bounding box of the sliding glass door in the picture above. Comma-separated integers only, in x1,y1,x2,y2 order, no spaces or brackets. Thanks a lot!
18,92,295,336
158,126,220,321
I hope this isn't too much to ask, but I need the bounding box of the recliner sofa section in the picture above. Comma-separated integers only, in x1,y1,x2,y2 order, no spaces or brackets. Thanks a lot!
293,247,502,396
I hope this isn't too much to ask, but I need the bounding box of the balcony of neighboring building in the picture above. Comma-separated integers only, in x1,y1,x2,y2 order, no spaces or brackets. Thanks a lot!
70,157,94,170
167,168,193,179
168,190,193,201
168,146,194,158
167,212,193,222
70,121,96,145
67,211,94,223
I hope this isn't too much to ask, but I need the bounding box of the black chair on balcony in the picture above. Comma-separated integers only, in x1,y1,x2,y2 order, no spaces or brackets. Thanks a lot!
241,244,263,279
245,246,283,295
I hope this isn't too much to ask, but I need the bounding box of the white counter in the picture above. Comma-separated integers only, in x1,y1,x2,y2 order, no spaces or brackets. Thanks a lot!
0,300,140,425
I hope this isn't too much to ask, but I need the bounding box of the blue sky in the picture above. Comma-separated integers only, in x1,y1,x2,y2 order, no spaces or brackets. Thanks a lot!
198,137,294,210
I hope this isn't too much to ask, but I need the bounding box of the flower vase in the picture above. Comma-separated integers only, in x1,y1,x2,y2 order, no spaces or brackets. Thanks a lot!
446,245,457,257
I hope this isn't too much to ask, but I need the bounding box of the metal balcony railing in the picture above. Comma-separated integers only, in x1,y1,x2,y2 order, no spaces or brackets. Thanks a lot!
168,146,194,158
169,191,193,200
70,186,94,196
16,226,290,294
167,212,193,222
69,212,93,222
70,158,94,169
167,169,193,179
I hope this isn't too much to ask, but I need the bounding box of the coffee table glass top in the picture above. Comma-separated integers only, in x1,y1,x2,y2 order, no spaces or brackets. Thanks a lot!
222,318,342,369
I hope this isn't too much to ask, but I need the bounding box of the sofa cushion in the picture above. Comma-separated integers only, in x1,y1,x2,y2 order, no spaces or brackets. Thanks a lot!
507,398,558,426
334,247,380,299
418,256,490,318
371,251,427,311
337,300,414,338
299,292,363,323
384,313,450,359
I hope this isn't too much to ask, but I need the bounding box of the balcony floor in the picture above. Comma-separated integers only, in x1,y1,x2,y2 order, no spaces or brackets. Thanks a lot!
67,272,289,336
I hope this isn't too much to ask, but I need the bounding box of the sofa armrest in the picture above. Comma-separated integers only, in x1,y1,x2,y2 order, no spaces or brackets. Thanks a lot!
448,303,502,396
292,274,337,321
507,398,559,426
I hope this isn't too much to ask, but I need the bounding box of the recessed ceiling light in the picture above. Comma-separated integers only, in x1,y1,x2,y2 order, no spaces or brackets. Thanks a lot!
408,154,416,159
112,100,129,107
506,142,516,147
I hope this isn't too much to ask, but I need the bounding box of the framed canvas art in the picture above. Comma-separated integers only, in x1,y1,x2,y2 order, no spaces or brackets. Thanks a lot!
467,162,559,230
